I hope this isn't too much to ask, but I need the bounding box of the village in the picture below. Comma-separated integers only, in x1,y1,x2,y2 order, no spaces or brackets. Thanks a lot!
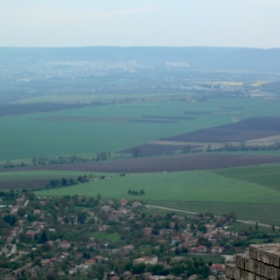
0,190,268,280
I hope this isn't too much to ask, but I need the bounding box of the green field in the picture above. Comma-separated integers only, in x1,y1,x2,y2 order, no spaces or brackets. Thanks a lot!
150,200,280,226
34,170,280,203
29,164,280,226
212,164,280,191
2,47,280,256
1,97,280,161
3,96,280,227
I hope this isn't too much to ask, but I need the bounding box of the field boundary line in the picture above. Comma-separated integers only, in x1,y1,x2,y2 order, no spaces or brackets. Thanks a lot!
146,205,279,230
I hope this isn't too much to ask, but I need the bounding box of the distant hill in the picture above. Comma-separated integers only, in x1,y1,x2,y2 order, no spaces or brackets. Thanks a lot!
1,46,280,71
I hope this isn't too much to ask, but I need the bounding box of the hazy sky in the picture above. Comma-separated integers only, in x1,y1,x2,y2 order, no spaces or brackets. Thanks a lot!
1,0,280,48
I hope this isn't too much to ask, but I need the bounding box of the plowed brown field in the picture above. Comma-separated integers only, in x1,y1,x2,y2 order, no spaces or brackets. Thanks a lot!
162,117,280,143
3,154,280,173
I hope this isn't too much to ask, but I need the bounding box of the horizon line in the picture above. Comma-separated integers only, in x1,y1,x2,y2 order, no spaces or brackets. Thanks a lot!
0,45,279,50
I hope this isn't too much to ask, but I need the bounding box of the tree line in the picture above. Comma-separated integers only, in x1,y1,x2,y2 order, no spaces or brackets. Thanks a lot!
127,189,145,195
46,175,93,189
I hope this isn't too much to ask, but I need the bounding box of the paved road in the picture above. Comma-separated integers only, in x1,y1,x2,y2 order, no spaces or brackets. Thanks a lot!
8,244,17,257
146,205,279,230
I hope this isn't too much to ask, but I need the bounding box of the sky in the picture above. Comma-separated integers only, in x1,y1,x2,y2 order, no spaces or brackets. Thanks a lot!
0,0,280,48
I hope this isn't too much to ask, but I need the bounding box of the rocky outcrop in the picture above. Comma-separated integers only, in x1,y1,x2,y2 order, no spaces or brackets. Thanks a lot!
220,244,280,280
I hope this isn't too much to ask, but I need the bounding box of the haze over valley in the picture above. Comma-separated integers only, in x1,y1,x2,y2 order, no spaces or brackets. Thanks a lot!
1,1,280,279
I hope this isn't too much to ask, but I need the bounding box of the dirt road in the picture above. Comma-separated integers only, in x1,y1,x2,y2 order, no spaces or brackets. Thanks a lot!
146,205,279,229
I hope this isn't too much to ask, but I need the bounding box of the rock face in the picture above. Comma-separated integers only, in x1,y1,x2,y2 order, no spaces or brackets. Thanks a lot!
220,244,280,280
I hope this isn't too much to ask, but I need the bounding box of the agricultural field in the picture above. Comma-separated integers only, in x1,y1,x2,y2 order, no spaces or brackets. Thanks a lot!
0,98,228,161
0,102,93,117
3,153,280,174
120,142,195,156
151,200,280,227
32,166,280,227
1,97,280,162
33,169,280,204
2,46,280,262
212,164,280,191
163,117,280,143
2,94,280,226
0,170,105,190
129,116,280,156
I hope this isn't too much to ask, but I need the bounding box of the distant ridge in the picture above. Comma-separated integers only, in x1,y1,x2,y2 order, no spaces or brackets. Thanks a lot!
1,46,280,71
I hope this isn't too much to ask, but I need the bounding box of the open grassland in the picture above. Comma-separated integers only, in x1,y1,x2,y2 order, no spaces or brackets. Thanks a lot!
3,96,280,225
31,165,280,226
212,164,280,191
3,153,280,190
1,97,280,161
34,170,280,203
0,100,230,161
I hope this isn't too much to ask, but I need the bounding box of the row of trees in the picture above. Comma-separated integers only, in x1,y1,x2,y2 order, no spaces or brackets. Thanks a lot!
131,258,209,277
127,189,145,195
46,175,92,189
206,142,280,152
96,151,111,161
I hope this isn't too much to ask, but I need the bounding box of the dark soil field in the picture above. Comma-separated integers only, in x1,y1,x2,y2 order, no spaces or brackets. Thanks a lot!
0,102,95,117
41,116,133,123
184,111,212,115
220,107,245,110
142,116,195,120
4,154,280,173
119,143,192,155
0,179,49,190
130,119,179,123
41,115,195,124
130,115,196,123
163,117,280,143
